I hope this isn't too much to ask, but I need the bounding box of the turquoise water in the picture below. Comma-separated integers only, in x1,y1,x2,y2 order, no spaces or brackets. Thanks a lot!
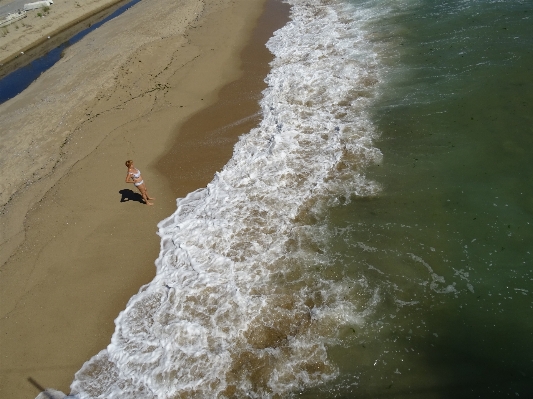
303,0,533,397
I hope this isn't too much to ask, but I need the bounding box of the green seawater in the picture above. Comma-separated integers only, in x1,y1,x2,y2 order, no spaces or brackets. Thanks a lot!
303,0,533,397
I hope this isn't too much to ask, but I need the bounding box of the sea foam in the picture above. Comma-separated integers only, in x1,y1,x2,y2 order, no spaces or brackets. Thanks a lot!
71,0,383,397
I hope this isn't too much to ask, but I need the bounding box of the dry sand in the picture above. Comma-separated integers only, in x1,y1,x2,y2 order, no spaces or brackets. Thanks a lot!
0,0,289,397
0,0,126,66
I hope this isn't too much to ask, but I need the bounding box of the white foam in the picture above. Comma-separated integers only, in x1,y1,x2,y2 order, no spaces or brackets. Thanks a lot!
70,1,384,397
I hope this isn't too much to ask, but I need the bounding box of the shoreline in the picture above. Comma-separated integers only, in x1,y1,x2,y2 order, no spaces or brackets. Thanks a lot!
156,0,291,197
0,0,289,397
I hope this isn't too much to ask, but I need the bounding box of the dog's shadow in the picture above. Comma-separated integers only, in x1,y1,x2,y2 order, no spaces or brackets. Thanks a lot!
119,189,144,204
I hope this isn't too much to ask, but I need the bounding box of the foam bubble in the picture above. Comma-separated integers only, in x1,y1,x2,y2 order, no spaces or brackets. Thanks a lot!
71,1,384,397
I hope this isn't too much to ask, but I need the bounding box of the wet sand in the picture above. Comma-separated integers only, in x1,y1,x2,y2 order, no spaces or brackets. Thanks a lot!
0,0,289,397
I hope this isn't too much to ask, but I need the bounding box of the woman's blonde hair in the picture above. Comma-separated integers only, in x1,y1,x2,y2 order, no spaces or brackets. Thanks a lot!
125,160,133,167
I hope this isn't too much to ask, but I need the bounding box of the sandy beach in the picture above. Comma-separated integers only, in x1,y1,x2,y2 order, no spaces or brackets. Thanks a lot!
0,0,289,397
0,0,127,68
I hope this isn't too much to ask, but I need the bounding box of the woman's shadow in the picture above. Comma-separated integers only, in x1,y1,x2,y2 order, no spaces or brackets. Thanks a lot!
119,189,144,204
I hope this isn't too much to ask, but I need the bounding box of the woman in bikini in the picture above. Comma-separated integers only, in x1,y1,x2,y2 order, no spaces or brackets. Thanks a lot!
125,160,155,205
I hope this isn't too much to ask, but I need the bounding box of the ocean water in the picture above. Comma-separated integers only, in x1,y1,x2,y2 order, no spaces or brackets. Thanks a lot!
67,0,533,398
